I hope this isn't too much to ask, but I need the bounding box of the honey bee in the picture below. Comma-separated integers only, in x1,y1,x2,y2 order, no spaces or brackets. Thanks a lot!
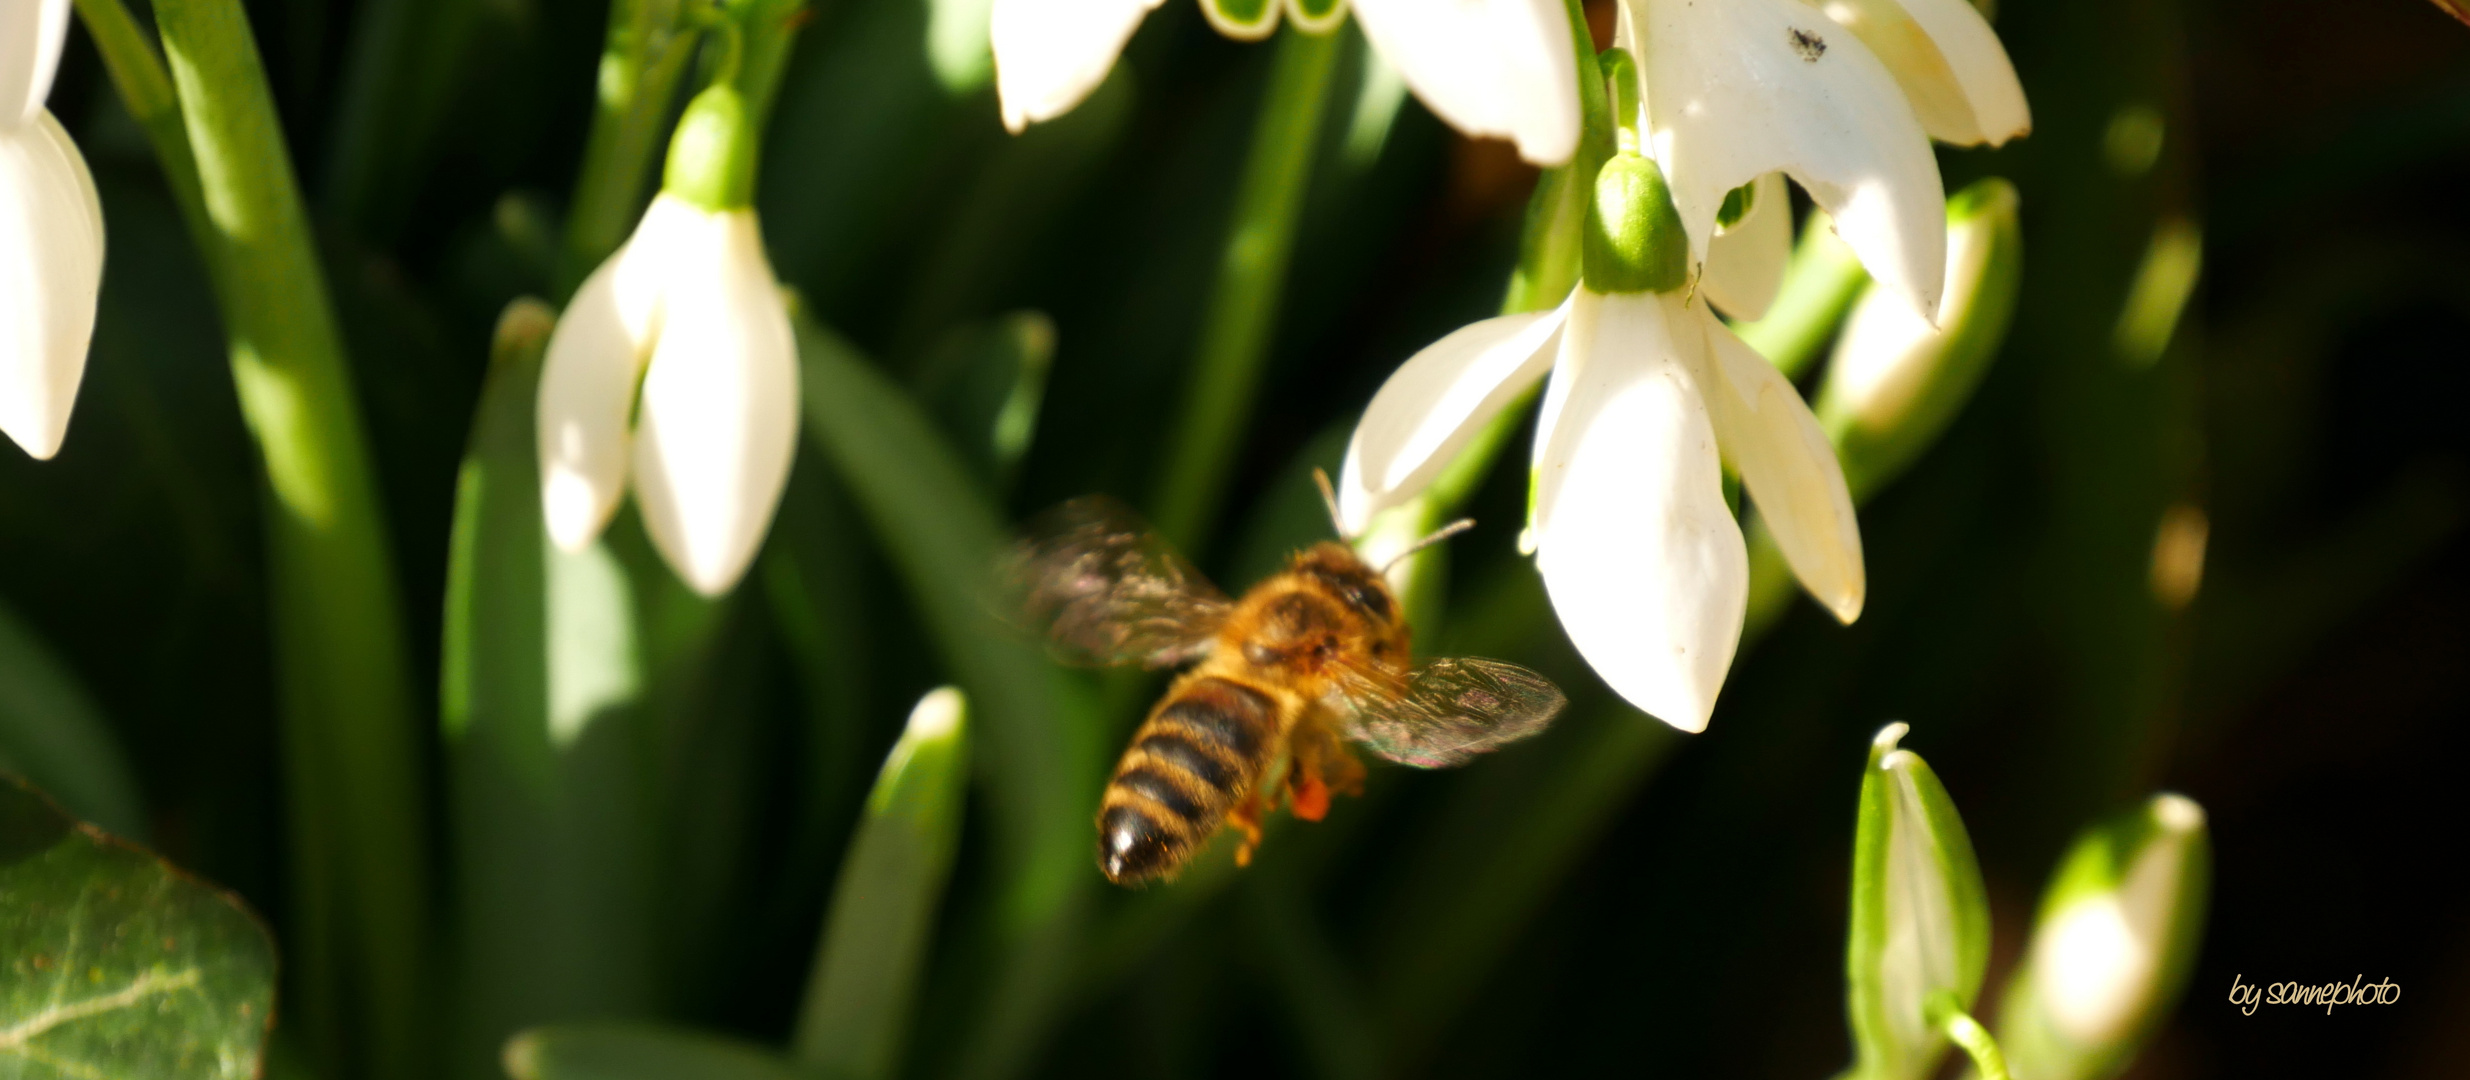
1005,480,1567,886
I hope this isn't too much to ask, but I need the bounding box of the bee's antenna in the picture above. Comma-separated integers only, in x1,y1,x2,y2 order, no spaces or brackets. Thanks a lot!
1379,518,1476,575
1312,468,1349,540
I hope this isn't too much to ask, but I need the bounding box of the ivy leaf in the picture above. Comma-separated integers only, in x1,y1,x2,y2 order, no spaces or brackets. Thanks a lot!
0,774,274,1078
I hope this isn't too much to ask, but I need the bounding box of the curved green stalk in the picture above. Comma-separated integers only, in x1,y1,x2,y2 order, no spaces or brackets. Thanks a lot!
558,0,703,295
1148,26,1344,552
149,2,428,1076
70,0,209,254
1937,1002,2013,1080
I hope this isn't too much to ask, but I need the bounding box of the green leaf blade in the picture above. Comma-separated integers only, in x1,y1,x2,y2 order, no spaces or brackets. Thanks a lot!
0,776,275,1080
794,688,972,1079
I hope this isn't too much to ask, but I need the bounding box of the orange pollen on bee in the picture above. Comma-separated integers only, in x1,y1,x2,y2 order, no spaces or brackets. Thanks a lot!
1289,774,1332,821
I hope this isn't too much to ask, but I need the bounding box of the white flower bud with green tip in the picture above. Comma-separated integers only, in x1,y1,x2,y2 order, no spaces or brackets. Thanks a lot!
1817,177,2023,499
991,0,1581,166
1846,722,1995,1080
1994,794,2212,1080
1339,148,1861,732
1,0,103,461
537,84,798,597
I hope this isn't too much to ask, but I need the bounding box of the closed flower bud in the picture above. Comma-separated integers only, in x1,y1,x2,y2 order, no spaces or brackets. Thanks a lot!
1815,177,2022,499
1994,794,2211,1080
1846,722,1992,1080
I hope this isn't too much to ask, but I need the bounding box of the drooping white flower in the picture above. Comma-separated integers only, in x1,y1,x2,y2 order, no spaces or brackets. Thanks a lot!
1341,158,1860,732
1614,0,2028,322
2,0,104,461
537,193,799,596
992,0,1580,166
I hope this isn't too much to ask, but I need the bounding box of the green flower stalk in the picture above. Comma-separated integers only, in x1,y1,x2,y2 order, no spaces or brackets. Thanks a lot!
142,1,432,1075
1993,794,2212,1080
1845,722,1996,1080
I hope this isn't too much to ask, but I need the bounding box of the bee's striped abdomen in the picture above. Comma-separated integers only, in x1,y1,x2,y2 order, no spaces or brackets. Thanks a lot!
1098,675,1279,884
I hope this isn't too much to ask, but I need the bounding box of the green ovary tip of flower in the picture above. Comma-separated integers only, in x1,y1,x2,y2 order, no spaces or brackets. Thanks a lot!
664,83,760,211
1582,153,1688,295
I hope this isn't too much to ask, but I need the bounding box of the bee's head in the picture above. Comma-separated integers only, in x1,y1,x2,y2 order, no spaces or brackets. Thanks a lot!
1289,544,1398,629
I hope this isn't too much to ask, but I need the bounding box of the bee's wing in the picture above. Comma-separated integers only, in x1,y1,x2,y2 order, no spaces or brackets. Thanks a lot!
1002,495,1233,669
1333,656,1567,768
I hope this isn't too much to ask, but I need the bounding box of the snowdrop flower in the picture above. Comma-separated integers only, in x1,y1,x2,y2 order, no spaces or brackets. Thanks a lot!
2,0,104,460
991,0,1580,166
1615,0,2028,323
538,84,797,596
1340,152,1860,732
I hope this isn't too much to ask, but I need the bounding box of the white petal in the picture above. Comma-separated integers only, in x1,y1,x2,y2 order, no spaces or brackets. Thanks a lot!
1351,0,1580,166
0,113,103,460
631,209,800,596
1,0,71,128
1816,0,2029,146
1700,172,1792,321
1337,303,1566,534
1633,0,1947,322
991,0,1162,133
536,197,687,550
1692,300,1864,623
1532,291,1745,733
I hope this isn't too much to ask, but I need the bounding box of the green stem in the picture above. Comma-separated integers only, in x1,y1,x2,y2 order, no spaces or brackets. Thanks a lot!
1729,213,1870,381
728,0,808,128
1500,0,1613,316
150,3,428,1077
1147,26,1343,552
1937,1003,2013,1080
322,0,481,240
70,0,210,253
558,0,702,296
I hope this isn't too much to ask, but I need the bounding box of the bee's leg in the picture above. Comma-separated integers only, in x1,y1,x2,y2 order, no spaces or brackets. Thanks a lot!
1228,789,1267,867
1286,719,1364,822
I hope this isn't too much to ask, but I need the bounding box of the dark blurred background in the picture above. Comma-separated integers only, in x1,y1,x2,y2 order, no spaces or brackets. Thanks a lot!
2,0,2465,1077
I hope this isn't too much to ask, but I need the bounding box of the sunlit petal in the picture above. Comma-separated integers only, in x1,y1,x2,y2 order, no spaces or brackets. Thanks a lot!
0,0,71,128
1338,302,1566,534
0,112,103,460
1532,291,1745,733
1817,0,2029,146
1701,172,1792,321
631,210,801,596
1694,300,1865,623
1352,0,1581,165
536,198,687,551
1631,0,1947,322
991,0,1163,132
